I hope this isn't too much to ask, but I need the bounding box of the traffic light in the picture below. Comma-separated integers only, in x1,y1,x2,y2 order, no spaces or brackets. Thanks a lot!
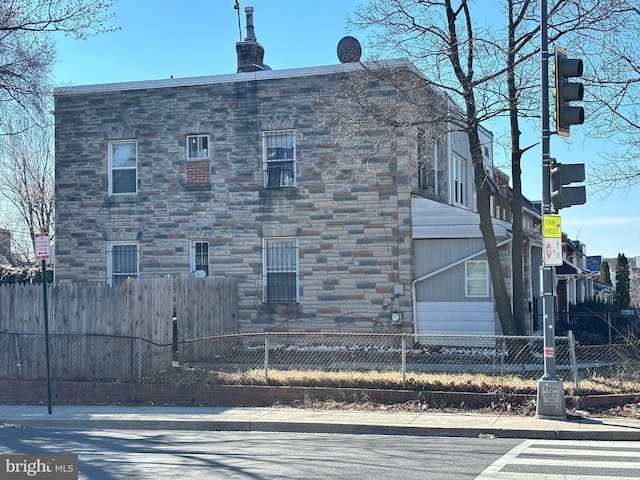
550,159,586,210
554,47,584,137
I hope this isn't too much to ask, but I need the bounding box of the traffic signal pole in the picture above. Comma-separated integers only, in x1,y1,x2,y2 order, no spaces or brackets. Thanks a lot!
537,0,567,419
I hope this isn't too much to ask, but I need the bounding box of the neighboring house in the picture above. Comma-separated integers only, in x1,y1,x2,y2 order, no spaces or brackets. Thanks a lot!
556,236,597,312
53,8,541,335
0,229,16,267
521,198,544,333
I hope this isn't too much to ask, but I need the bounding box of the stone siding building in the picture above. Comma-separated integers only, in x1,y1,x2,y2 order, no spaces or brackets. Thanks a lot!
54,10,529,334
54,56,443,332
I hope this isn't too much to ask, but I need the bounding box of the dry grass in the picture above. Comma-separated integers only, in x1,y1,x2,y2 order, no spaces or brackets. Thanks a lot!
137,365,640,416
144,365,640,396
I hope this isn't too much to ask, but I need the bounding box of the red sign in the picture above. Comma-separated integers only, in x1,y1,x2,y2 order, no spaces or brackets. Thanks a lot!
35,233,50,260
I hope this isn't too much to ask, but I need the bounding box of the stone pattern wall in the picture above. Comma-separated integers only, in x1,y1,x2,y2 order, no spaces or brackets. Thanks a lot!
54,68,418,332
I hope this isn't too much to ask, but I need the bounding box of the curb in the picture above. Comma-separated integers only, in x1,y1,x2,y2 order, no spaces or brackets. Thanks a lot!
3,414,639,441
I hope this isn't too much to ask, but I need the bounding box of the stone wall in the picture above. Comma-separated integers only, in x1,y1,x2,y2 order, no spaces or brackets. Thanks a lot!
54,65,423,332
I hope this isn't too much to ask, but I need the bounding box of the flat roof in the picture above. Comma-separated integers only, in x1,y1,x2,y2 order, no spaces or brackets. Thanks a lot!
53,58,414,96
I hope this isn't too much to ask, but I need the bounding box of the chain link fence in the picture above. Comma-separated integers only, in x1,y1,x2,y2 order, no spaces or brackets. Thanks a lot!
0,331,172,382
179,333,575,386
2,330,640,391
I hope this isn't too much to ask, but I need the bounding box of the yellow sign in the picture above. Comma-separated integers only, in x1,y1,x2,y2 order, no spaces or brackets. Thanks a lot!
543,215,562,238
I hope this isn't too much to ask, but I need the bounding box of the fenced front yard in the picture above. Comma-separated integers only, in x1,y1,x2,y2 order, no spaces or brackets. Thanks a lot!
2,330,639,394
0,276,238,381
2,277,639,394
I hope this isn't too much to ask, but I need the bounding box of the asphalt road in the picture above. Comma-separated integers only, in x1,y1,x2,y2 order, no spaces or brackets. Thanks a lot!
2,428,639,479
1,428,516,479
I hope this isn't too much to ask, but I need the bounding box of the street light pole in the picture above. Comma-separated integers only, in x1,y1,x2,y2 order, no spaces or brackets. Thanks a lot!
537,0,567,419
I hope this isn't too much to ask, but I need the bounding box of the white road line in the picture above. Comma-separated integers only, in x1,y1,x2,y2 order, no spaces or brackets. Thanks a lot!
476,439,640,480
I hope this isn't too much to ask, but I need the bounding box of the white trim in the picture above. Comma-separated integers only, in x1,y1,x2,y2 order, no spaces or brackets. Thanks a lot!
433,140,439,196
186,134,210,161
190,240,210,275
263,130,296,188
106,242,139,286
53,59,416,96
262,237,299,304
108,139,138,196
452,152,466,207
465,260,490,297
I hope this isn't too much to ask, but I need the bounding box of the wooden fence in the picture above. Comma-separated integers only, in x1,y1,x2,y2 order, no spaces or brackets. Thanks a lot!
175,275,239,363
0,276,238,381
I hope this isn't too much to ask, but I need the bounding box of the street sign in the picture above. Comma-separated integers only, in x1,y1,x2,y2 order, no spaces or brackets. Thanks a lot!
543,215,562,266
544,238,563,266
35,233,50,261
542,215,562,238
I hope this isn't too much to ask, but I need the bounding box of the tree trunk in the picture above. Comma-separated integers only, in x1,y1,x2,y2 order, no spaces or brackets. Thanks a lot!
469,128,521,336
511,151,526,335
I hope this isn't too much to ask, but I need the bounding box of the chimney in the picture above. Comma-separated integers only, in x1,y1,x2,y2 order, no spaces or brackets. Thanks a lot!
236,6,265,73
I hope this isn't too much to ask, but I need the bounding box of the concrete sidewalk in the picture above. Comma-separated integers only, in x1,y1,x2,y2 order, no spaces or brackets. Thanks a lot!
1,404,639,440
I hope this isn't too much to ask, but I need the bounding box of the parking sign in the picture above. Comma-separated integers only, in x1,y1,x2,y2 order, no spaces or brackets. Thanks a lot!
35,233,50,260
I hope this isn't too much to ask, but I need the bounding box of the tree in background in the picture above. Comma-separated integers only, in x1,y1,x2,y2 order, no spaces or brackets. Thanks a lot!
349,0,634,335
600,260,612,285
614,253,630,308
0,116,54,263
0,0,116,135
0,0,116,258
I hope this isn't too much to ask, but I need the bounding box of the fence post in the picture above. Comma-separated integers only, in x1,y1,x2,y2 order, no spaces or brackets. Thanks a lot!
567,330,579,390
401,335,406,388
136,337,143,382
264,336,269,386
14,333,23,379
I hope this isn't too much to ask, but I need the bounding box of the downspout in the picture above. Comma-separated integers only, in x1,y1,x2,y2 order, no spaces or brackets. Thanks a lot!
412,237,513,338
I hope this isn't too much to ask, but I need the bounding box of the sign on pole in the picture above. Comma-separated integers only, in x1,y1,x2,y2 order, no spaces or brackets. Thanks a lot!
34,232,53,414
543,215,563,267
35,233,50,261
542,215,562,238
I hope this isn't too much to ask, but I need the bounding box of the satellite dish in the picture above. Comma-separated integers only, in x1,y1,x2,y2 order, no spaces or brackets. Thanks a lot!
194,270,207,278
337,36,362,63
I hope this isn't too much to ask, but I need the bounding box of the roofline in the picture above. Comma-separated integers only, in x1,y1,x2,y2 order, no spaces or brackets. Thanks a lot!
53,58,416,96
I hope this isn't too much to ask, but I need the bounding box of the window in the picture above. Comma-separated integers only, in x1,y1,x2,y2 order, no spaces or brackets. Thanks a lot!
263,131,296,188
466,260,489,297
190,241,209,276
109,140,137,195
453,153,466,206
418,129,429,189
263,238,298,304
187,135,209,160
107,243,138,285
417,129,437,192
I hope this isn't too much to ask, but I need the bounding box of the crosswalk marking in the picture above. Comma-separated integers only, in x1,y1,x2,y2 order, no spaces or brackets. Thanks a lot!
476,439,640,480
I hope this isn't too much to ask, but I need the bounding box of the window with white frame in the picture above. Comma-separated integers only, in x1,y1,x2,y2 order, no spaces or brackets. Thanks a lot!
263,237,298,304
417,129,430,189
190,241,209,276
417,129,438,193
263,131,296,188
186,134,209,160
109,140,137,195
107,243,139,285
453,153,466,206
466,260,489,297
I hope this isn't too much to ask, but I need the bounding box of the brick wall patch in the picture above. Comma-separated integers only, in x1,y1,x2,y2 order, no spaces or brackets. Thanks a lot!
186,160,211,185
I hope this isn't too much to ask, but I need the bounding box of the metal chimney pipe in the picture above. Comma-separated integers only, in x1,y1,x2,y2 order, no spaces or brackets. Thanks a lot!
245,6,256,42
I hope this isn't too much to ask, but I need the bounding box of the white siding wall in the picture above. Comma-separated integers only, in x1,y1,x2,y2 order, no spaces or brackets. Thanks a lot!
415,301,495,335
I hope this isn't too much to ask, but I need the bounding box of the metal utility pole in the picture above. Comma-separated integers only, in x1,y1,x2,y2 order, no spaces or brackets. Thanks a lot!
35,232,53,414
537,0,567,420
